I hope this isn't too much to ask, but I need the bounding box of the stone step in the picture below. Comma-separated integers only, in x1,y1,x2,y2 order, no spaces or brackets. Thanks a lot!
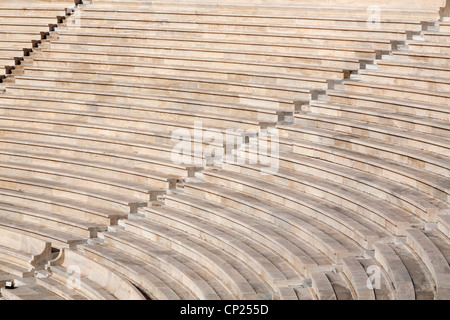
309,100,450,138
340,80,450,106
0,216,85,250
72,13,417,35
38,45,361,69
78,10,424,31
28,55,349,80
51,29,394,53
327,90,450,122
0,200,104,238
62,23,408,42
0,184,123,226
290,111,450,165
14,69,317,105
0,155,175,199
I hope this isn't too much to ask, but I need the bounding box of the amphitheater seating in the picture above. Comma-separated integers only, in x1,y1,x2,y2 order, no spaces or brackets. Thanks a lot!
0,0,77,79
0,0,449,300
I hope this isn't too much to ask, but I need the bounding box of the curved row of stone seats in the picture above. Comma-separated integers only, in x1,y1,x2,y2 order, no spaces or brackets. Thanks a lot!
283,112,450,200
161,182,399,299
219,151,422,238
90,0,444,21
81,243,197,300
0,0,78,78
0,226,51,278
0,216,86,250
46,248,145,300
182,178,362,264
4,81,295,124
97,229,264,300
77,7,427,32
161,191,363,299
98,212,335,300
286,137,448,222
140,204,309,296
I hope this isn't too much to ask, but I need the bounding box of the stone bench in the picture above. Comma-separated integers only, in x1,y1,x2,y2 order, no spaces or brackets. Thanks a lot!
2,85,291,124
64,21,409,43
0,117,229,164
285,112,450,177
0,157,175,200
309,272,337,300
14,69,315,107
84,2,442,20
407,40,450,55
82,243,193,300
373,243,415,300
0,281,64,300
183,180,358,263
0,135,195,177
342,258,376,300
326,89,450,125
290,139,447,222
79,9,425,31
163,192,322,275
0,172,148,213
222,156,414,239
391,49,450,67
142,203,305,292
0,200,104,238
406,229,450,299
279,124,450,205
359,70,450,94
39,43,362,70
82,6,422,31
376,59,450,79
9,78,299,114
0,225,51,277
101,230,249,299
0,185,123,226
27,54,349,81
56,24,398,54
47,248,145,300
309,100,450,138
0,125,215,169
121,218,275,299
